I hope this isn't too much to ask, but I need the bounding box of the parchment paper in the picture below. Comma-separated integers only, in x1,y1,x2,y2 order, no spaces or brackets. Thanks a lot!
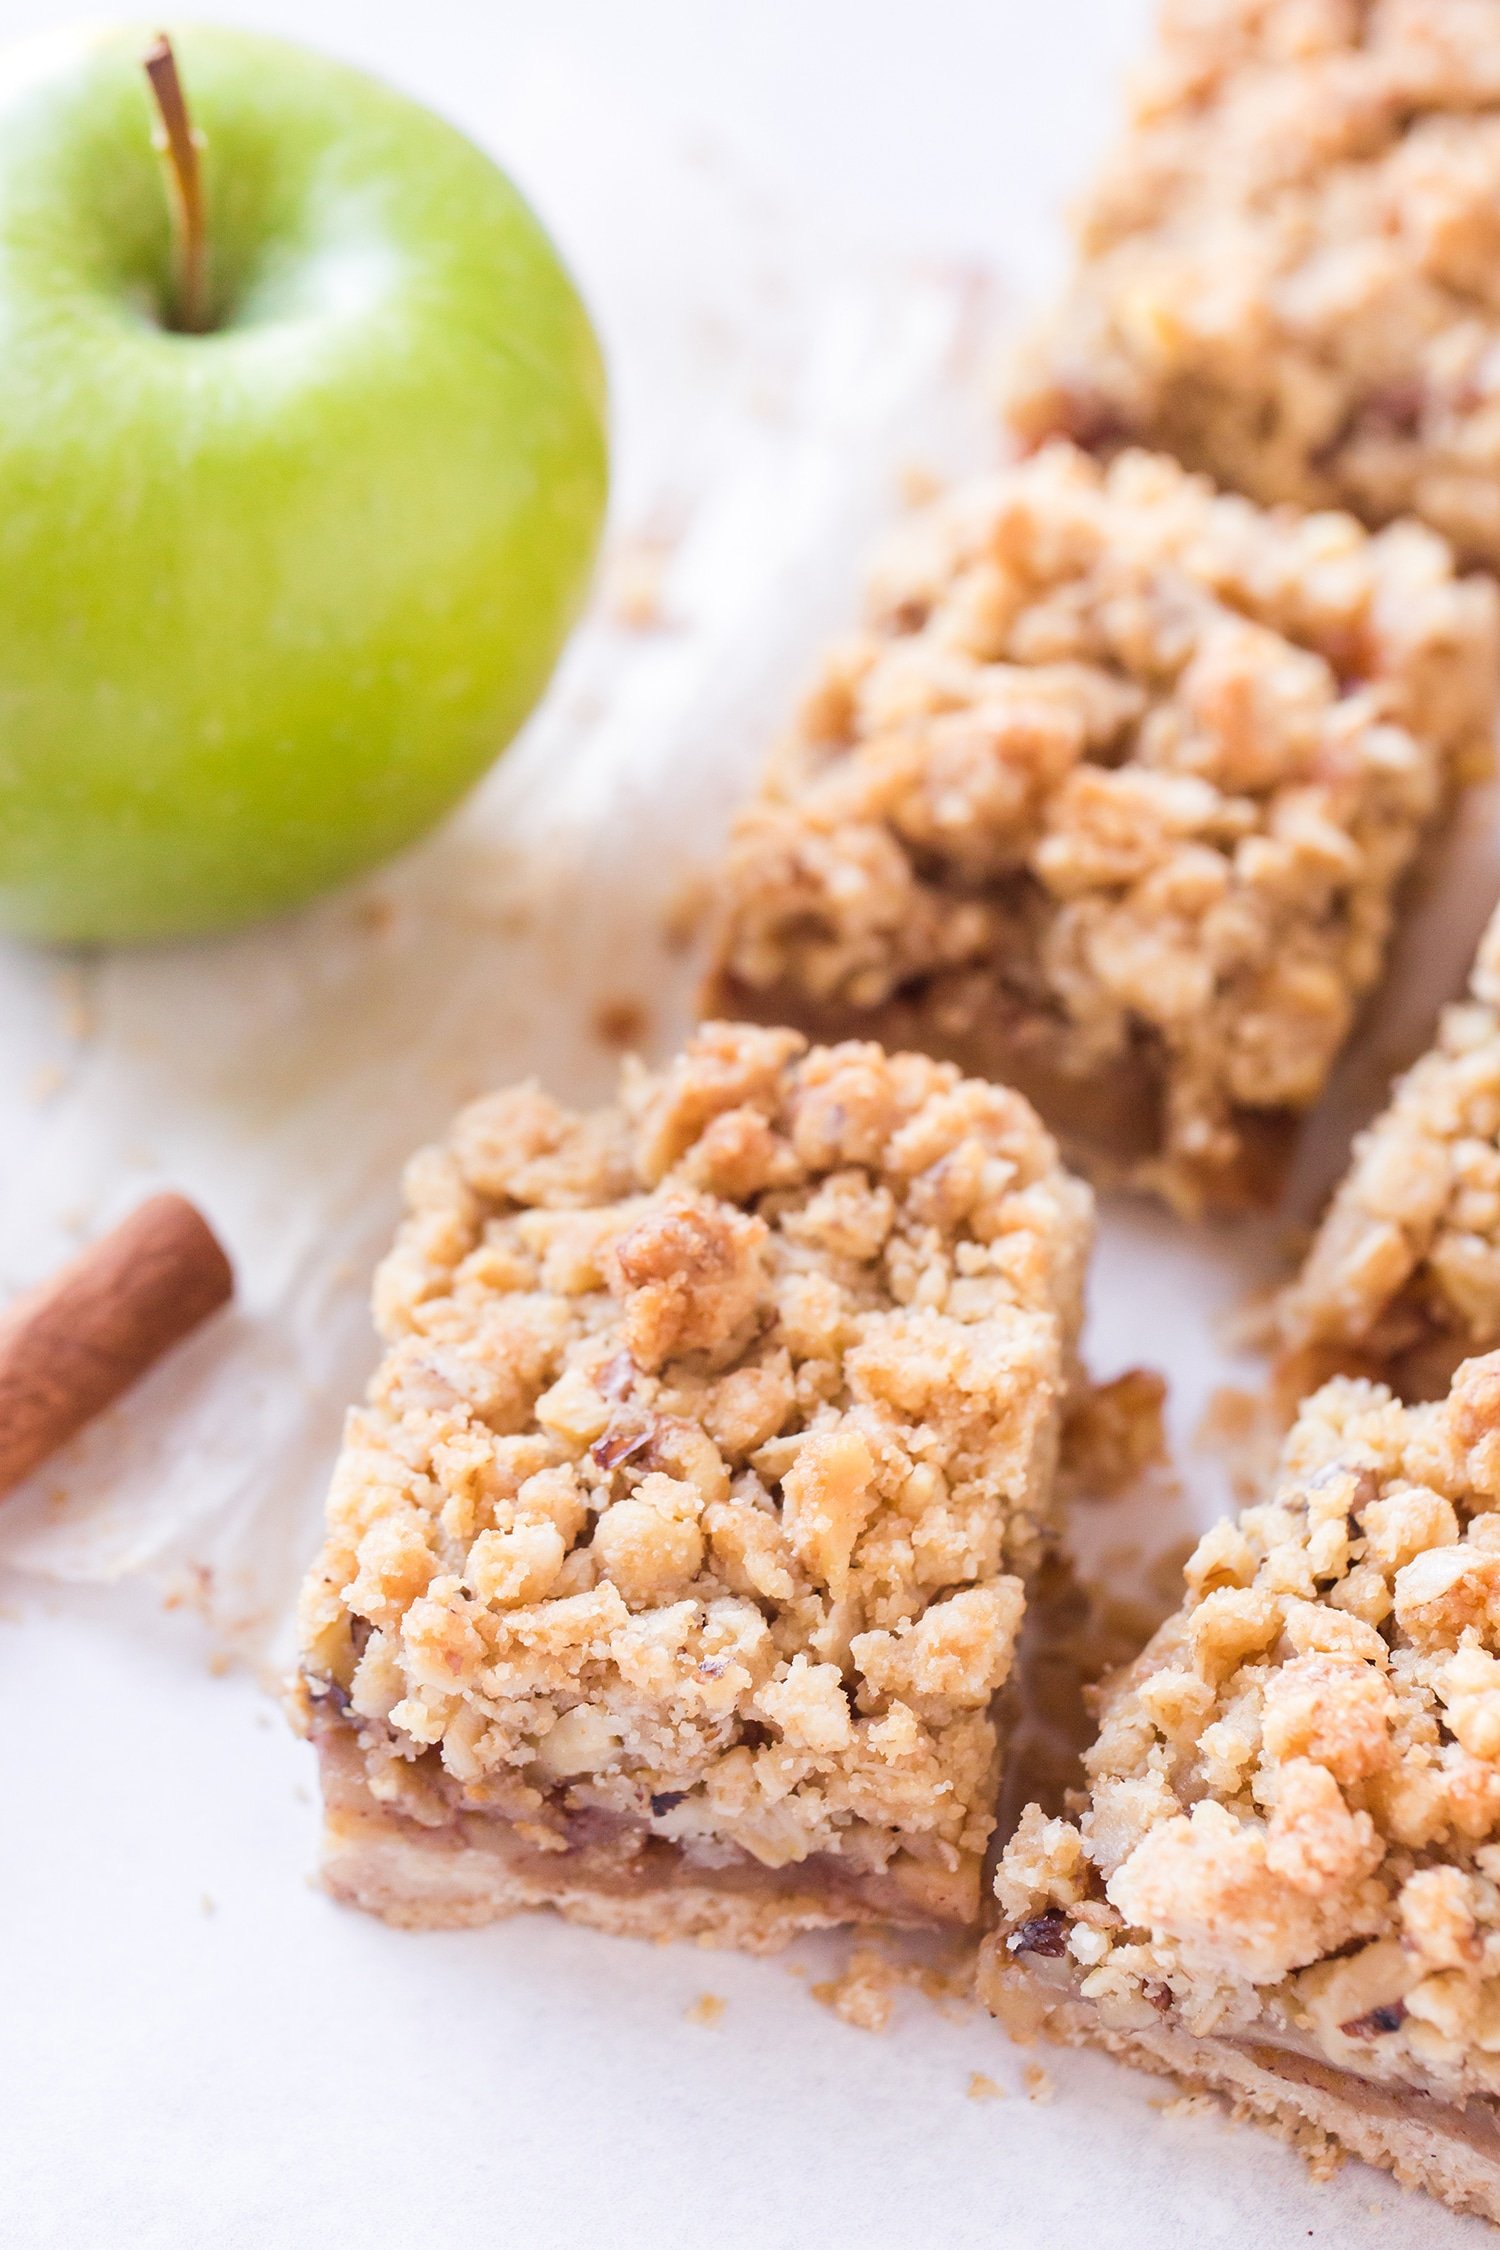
3,51,1498,2250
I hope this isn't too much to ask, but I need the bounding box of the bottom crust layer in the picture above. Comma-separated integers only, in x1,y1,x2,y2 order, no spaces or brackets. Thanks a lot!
982,1957,1500,2227
316,1725,980,1954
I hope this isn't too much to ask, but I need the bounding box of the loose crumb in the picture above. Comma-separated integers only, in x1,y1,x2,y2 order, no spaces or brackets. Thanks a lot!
591,996,651,1053
812,1945,899,2034
967,2071,1004,2102
1154,2091,1222,2123
899,460,943,509
1062,1367,1168,1498
1023,2063,1055,2104
660,870,714,957
55,965,97,1044
1194,1383,1281,1505
355,896,397,937
602,533,677,632
27,1062,66,1104
685,1992,726,2028
200,1894,216,1917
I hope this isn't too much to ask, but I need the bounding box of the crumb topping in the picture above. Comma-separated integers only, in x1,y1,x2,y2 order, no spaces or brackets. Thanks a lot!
298,1023,1091,1891
1010,0,1500,573
997,1350,1500,2105
1282,903,1500,1372
710,441,1495,1209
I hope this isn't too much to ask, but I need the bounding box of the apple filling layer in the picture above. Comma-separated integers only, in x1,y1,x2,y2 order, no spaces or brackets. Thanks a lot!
703,442,1498,1214
293,1023,1092,1949
984,1351,1500,2225
311,1709,981,1947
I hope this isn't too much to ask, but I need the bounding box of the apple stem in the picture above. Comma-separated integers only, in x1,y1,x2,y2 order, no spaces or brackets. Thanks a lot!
143,34,210,334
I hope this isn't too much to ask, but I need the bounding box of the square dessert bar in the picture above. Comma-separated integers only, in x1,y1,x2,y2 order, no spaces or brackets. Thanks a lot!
704,441,1497,1212
1280,901,1500,1400
294,1023,1092,1950
1009,0,1500,572
983,1352,1500,2226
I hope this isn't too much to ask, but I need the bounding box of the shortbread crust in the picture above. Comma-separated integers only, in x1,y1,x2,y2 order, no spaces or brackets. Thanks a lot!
1009,0,1500,575
704,441,1497,1212
293,1023,1092,1947
985,1351,1500,2223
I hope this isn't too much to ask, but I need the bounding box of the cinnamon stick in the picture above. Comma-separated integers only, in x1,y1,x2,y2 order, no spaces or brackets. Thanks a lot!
0,1193,233,1500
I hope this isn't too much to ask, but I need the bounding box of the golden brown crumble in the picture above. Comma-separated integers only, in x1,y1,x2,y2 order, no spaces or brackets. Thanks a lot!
992,1349,1500,2113
297,1023,1092,1931
1281,903,1500,1393
1009,0,1500,575
705,441,1497,1213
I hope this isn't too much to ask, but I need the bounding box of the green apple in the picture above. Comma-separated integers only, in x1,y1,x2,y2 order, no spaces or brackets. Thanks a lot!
0,24,607,943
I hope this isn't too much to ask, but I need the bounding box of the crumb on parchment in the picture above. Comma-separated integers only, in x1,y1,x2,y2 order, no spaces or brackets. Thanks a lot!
55,964,97,1044
27,1062,65,1104
809,1931,982,2033
1023,2063,1055,2104
1195,1382,1282,1506
1063,1368,1168,1499
602,531,680,632
812,1946,900,2033
592,997,652,1053
685,1993,726,2027
967,2071,1005,2102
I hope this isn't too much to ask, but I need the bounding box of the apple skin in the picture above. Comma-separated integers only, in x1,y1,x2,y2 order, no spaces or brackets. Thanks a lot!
0,25,608,943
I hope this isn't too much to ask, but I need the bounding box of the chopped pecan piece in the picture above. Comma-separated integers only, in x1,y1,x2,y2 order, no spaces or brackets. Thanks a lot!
1006,1910,1070,1958
1340,2001,1408,2039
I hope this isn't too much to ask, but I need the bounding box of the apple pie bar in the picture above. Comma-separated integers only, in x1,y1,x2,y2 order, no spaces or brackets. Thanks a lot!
1008,0,1500,574
293,1022,1092,1950
703,441,1497,1213
984,1350,1500,2225
1280,901,1500,1401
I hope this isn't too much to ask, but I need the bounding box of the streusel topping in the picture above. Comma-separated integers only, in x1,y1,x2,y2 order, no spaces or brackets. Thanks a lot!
1010,0,1500,571
711,441,1496,1208
1282,903,1500,1373
998,1352,1500,2104
298,1024,1091,1887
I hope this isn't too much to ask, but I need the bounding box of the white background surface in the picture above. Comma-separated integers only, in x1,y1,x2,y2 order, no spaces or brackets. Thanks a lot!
2,4,1496,2245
